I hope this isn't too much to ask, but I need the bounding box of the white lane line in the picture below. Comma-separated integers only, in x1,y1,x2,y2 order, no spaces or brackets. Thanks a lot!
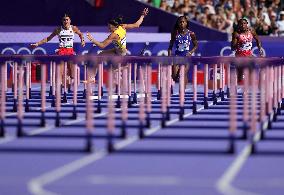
29,151,107,195
0,135,15,144
216,144,259,195
216,103,265,195
28,116,182,195
27,91,215,195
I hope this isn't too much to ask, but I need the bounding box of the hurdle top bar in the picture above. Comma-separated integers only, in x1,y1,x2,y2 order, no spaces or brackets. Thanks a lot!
0,55,283,68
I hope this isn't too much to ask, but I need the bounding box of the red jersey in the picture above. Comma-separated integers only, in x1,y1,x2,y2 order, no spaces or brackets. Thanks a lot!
235,30,253,57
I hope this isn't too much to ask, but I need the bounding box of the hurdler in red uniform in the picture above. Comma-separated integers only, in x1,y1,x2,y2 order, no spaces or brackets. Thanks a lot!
231,18,264,81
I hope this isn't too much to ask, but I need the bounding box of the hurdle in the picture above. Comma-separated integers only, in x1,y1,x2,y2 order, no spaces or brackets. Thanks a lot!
0,64,6,137
0,55,283,155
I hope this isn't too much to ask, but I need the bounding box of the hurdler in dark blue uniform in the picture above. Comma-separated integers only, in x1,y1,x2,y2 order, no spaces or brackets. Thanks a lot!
168,16,198,84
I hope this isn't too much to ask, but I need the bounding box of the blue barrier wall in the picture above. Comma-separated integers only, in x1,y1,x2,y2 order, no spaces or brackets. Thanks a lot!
0,41,282,57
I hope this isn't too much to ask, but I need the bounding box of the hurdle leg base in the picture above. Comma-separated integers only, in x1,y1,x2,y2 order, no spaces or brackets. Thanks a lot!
17,118,24,137
51,95,55,107
25,99,29,112
85,133,93,153
179,106,184,120
157,89,161,100
265,102,269,115
144,94,148,104
128,96,132,107
242,122,249,140
192,101,197,114
107,133,114,153
121,121,127,139
132,92,138,104
228,134,235,154
68,84,71,93
273,108,277,122
277,103,281,115
40,111,46,127
29,88,32,99
0,119,5,137
115,85,118,94
95,100,101,113
82,89,86,99
139,121,144,139
166,106,170,121
250,143,256,155
249,132,256,154
49,86,53,97
71,105,77,119
161,113,166,128
62,92,68,103
260,122,266,140
101,87,104,97
146,112,151,128
55,111,60,127
204,96,209,109
13,98,17,112
116,96,121,108
212,92,217,105
226,88,230,98
221,91,225,101
219,88,222,98
267,117,272,129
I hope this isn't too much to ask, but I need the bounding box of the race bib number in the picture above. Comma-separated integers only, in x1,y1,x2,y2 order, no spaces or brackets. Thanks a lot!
240,42,252,51
177,42,190,52
120,36,126,46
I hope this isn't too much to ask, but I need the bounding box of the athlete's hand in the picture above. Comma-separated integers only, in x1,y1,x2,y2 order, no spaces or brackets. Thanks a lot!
187,51,193,56
81,39,85,47
30,43,38,49
86,32,94,42
141,8,149,17
259,48,264,57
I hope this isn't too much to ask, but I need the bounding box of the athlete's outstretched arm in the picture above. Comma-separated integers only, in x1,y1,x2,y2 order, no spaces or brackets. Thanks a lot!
251,29,264,57
122,8,149,29
231,31,238,51
30,28,59,48
188,32,198,56
168,31,176,56
87,32,117,49
73,26,85,47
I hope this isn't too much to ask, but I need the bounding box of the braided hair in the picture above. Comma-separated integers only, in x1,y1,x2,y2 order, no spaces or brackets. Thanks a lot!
172,16,190,37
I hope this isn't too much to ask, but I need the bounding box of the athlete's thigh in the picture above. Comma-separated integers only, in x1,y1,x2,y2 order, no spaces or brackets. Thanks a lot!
98,48,117,56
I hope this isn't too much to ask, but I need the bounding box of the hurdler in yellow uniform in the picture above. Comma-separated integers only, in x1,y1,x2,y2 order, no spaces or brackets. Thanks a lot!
85,8,149,84
112,25,127,55
87,8,148,56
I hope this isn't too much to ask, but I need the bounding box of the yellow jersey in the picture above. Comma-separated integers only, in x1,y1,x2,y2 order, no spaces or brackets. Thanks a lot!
113,26,127,50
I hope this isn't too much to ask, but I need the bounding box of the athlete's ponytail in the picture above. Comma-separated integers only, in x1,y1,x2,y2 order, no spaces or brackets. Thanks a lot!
108,15,124,27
